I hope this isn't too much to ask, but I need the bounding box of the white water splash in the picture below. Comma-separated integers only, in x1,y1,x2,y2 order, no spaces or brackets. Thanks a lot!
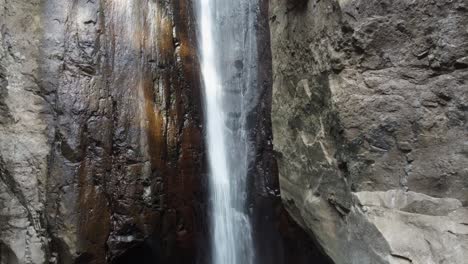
197,0,258,263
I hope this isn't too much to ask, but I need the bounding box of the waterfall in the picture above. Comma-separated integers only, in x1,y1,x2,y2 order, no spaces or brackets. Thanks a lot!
196,0,260,264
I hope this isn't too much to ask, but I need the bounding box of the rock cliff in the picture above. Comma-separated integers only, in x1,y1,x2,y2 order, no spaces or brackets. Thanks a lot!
3,0,466,263
1,0,205,263
270,0,468,263
0,0,329,263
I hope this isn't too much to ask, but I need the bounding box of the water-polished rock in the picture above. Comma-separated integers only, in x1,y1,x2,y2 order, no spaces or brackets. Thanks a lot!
1,0,205,263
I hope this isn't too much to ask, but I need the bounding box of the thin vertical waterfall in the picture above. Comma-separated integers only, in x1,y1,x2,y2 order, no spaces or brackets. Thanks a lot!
197,0,260,264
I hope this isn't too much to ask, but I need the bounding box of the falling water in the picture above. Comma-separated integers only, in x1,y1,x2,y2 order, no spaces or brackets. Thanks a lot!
196,0,260,264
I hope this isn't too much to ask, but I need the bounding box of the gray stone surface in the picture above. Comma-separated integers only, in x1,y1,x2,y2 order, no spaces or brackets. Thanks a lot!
0,0,331,263
270,0,468,263
1,1,49,263
1,0,206,263
1,0,467,263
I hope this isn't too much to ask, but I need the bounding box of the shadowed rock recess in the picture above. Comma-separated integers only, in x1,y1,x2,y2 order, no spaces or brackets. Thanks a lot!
270,0,468,263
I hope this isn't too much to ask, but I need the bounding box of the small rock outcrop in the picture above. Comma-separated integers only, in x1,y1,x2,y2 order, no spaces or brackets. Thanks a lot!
270,0,468,263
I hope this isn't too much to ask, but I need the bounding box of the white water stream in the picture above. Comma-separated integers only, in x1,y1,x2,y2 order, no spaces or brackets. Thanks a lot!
197,0,259,263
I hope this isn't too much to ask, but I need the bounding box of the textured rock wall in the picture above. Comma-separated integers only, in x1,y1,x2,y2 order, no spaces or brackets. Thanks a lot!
249,1,333,263
1,0,50,263
1,0,205,263
0,0,331,263
270,0,468,263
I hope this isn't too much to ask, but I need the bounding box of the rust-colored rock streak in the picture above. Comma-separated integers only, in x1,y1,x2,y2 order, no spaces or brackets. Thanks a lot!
43,0,204,263
0,0,331,262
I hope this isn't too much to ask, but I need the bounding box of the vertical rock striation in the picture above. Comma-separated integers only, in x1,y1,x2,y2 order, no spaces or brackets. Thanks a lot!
1,1,50,263
250,1,333,263
270,0,468,263
1,0,205,263
45,0,206,263
0,0,330,263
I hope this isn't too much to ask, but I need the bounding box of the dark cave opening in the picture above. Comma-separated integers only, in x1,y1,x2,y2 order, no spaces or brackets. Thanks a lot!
111,240,161,264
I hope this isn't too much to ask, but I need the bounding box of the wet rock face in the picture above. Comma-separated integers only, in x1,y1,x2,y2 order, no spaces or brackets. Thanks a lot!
0,0,319,263
47,0,206,262
251,1,333,263
270,0,468,263
1,0,205,263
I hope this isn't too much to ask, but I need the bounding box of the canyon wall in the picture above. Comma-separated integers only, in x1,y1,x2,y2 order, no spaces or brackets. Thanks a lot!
270,0,468,263
0,0,329,263
4,0,466,263
1,0,205,263
1,1,49,263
